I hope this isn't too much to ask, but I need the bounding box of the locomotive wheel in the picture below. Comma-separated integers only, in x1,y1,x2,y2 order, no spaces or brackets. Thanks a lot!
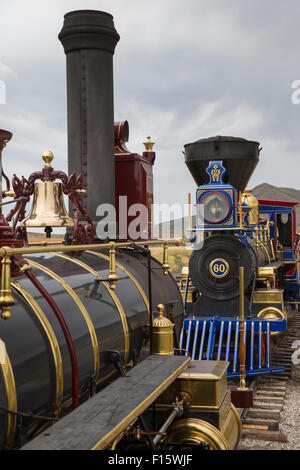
163,418,229,450
189,234,255,300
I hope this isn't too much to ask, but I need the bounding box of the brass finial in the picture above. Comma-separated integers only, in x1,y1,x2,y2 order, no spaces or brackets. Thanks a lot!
42,150,54,168
153,304,174,328
157,304,164,318
143,136,155,152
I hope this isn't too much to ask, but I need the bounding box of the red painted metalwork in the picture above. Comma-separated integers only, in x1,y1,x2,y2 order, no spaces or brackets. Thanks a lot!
115,121,155,241
258,199,298,207
258,199,298,253
0,130,24,249
25,268,79,410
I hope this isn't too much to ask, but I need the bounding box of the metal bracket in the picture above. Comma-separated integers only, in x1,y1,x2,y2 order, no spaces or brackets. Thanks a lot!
107,350,126,377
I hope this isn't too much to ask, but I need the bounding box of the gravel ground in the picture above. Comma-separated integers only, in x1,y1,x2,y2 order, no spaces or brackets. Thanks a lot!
240,363,300,450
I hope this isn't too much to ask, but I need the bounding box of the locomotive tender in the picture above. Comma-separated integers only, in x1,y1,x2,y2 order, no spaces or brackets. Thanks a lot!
179,135,299,377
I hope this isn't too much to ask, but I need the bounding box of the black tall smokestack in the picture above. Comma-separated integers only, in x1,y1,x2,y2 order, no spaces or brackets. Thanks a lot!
59,10,120,220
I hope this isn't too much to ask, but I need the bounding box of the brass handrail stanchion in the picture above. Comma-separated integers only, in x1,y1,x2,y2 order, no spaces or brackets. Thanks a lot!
162,243,170,275
238,266,247,391
0,255,14,319
231,266,253,408
108,242,118,290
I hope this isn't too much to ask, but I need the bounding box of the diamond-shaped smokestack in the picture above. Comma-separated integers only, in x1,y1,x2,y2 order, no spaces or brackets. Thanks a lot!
184,136,260,191
59,10,120,221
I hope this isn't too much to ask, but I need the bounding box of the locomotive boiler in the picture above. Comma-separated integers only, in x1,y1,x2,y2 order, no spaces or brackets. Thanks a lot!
0,238,183,449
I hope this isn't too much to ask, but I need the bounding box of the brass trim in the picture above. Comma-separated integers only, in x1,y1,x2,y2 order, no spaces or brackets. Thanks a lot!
253,290,283,304
91,357,191,450
261,244,271,264
0,239,184,258
0,341,17,449
53,253,130,364
258,267,276,277
220,403,242,450
11,281,63,417
87,250,150,314
230,403,242,444
257,306,286,320
25,258,100,379
164,417,229,450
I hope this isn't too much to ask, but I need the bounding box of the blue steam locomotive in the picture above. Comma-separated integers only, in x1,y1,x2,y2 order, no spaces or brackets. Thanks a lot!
179,135,299,377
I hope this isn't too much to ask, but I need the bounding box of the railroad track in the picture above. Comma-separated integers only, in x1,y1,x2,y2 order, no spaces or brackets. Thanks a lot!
237,307,300,449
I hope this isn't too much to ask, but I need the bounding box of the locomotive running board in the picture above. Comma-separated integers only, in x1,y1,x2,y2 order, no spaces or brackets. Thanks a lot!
179,316,287,378
20,355,190,451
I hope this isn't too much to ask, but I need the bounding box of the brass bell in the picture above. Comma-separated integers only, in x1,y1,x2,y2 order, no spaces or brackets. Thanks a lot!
21,151,74,229
21,181,74,228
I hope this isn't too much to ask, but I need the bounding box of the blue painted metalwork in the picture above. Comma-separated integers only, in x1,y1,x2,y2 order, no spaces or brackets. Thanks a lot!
194,160,238,230
178,316,286,377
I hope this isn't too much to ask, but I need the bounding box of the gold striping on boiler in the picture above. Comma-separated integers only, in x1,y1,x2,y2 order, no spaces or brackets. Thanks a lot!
0,341,17,449
25,258,100,379
86,250,149,313
53,252,130,364
12,281,63,417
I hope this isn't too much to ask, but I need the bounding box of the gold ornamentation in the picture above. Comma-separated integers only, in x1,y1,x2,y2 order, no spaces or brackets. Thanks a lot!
4,191,15,198
242,190,259,225
163,418,229,450
42,150,54,168
253,289,283,304
157,360,228,410
86,250,149,314
220,403,242,450
108,243,118,290
211,165,221,182
0,255,14,319
209,258,229,279
257,306,286,320
53,253,130,365
0,342,17,449
143,136,154,152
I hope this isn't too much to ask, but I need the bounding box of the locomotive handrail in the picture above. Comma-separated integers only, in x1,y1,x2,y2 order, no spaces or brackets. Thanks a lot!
0,238,184,257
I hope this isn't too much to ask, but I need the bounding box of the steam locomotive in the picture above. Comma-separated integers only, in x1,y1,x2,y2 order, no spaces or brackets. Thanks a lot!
179,135,298,377
1,5,298,453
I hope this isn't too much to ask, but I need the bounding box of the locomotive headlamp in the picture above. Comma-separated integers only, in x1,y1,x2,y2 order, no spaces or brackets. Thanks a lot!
201,192,230,224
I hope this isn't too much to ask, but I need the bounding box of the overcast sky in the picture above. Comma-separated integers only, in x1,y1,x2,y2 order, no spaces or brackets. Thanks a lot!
1,0,300,216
